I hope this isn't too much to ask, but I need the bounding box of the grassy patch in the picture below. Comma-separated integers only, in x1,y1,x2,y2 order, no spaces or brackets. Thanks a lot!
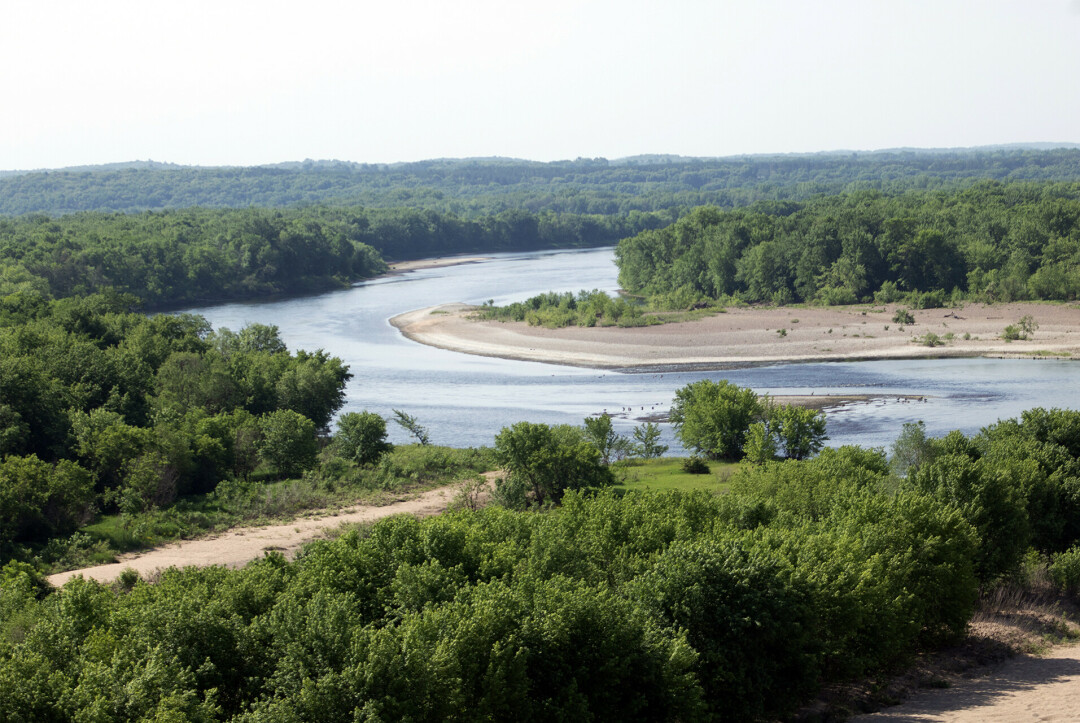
612,457,739,493
1019,350,1072,358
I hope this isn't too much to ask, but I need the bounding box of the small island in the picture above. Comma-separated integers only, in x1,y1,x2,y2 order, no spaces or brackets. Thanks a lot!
391,300,1080,370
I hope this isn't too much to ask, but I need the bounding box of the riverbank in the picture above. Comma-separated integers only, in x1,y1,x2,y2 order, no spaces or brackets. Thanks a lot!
391,301,1080,369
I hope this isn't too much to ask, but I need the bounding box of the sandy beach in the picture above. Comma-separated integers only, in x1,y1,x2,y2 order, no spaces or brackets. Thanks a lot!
391,302,1080,370
386,256,492,274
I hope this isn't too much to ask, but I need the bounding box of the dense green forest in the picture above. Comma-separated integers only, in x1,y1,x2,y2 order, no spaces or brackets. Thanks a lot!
0,206,662,308
0,292,356,552
5,406,1080,720
616,181,1080,307
4,148,1080,216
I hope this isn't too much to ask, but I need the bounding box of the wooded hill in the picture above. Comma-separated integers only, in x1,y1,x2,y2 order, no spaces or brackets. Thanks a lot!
4,148,1080,216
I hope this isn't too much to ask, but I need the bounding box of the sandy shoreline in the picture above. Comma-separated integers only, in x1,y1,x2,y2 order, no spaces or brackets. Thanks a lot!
391,301,1080,370
385,256,492,274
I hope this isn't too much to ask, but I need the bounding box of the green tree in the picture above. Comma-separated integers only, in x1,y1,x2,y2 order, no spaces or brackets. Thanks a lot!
494,422,614,506
257,409,318,478
632,422,668,459
742,421,777,465
582,414,631,464
392,409,430,446
770,404,828,460
890,420,933,477
669,380,762,460
336,411,392,464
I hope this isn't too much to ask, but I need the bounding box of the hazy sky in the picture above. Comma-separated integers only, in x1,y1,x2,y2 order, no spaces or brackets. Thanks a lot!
3,0,1079,169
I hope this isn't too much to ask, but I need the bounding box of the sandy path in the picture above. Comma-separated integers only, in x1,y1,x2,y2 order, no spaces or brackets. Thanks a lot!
853,644,1080,722
391,302,1080,369
48,484,467,586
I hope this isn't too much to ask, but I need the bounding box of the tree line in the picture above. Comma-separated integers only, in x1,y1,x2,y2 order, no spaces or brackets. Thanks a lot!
616,180,1080,307
3,148,1080,216
0,205,666,309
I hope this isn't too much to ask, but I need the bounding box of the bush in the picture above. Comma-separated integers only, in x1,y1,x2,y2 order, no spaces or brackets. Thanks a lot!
682,456,711,474
892,308,915,325
1050,546,1080,594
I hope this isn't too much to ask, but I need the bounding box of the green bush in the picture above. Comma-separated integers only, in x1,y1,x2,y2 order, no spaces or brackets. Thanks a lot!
1050,546,1080,594
682,456,711,474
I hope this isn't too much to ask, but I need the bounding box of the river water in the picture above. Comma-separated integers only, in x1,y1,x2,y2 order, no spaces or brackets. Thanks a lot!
183,247,1080,454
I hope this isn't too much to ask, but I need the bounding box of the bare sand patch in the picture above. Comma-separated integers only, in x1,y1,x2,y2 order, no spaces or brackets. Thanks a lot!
392,302,1080,369
386,256,491,274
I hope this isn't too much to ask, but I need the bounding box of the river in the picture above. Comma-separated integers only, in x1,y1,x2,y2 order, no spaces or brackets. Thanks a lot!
182,247,1080,454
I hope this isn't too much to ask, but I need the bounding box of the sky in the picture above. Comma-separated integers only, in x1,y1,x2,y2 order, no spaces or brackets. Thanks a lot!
3,0,1079,170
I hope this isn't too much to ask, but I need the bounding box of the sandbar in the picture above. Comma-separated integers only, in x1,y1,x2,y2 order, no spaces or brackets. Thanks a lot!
391,302,1080,370
385,256,492,274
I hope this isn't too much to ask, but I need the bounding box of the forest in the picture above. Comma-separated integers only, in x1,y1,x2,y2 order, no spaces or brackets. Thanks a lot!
0,206,660,308
615,181,1080,307
3,148,1080,216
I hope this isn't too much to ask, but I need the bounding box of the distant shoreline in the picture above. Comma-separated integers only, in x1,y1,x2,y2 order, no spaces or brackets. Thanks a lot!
390,301,1080,371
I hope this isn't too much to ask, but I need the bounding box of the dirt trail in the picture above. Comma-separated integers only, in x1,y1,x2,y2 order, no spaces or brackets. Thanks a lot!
48,483,471,586
853,643,1080,722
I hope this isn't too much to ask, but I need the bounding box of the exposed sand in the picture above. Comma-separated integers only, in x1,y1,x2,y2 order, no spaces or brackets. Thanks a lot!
386,256,491,273
391,302,1080,369
852,643,1080,722
47,483,476,587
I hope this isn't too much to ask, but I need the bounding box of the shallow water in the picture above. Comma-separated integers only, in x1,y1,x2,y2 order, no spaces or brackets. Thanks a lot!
183,247,1080,453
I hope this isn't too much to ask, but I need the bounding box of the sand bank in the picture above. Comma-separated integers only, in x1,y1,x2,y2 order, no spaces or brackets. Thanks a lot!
386,256,492,274
391,302,1080,370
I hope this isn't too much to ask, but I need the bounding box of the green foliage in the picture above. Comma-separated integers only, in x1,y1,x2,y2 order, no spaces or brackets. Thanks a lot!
768,404,828,460
669,379,763,460
616,182,1080,306
1003,314,1039,341
632,422,668,458
914,331,945,347
391,409,430,446
1049,546,1080,594
890,420,932,477
0,455,94,543
682,456,711,474
334,411,392,465
477,289,657,328
257,410,318,478
892,307,916,325
494,422,614,507
742,421,778,465
582,414,632,464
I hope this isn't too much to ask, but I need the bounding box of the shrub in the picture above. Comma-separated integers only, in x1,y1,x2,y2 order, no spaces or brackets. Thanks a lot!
1049,546,1080,594
892,308,915,325
682,456,711,474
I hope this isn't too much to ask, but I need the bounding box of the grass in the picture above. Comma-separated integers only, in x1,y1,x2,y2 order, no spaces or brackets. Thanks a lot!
1019,350,1072,358
612,457,739,493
